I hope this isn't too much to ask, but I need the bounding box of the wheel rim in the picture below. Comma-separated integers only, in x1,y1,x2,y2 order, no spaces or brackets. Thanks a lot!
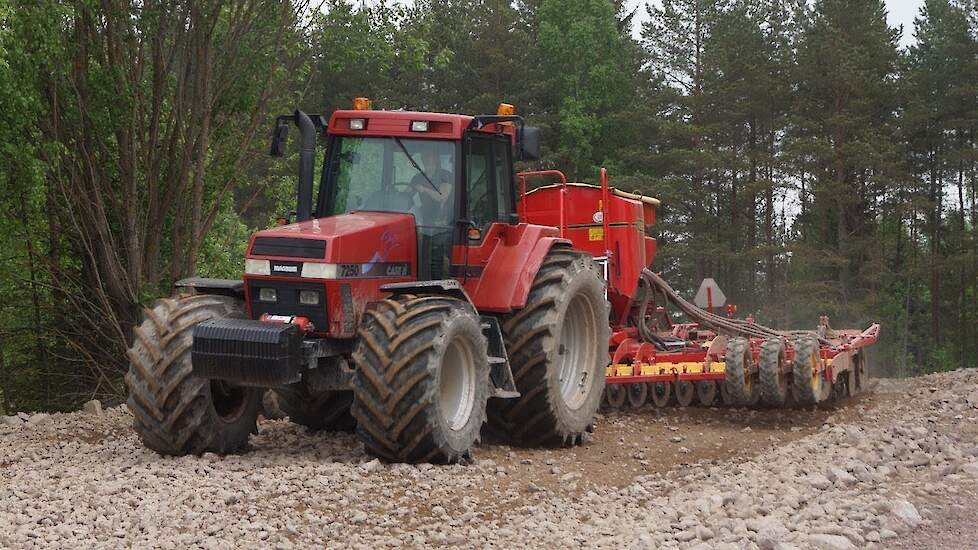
556,293,598,410
439,336,477,431
210,380,249,423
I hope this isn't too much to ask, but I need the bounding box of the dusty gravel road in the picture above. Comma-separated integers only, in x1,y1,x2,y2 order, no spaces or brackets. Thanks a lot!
2,369,977,549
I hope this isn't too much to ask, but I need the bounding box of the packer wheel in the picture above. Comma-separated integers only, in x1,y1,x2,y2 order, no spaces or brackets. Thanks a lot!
626,383,648,409
603,384,627,410
791,336,824,405
675,380,694,407
695,381,717,406
649,381,671,407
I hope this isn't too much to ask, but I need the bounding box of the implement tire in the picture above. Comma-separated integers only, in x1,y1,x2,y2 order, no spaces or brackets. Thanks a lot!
759,338,789,407
351,295,490,463
723,338,758,407
126,294,263,456
791,336,823,405
487,248,610,447
273,384,355,432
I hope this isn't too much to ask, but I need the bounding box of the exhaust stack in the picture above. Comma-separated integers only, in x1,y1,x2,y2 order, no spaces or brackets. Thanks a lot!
294,109,316,223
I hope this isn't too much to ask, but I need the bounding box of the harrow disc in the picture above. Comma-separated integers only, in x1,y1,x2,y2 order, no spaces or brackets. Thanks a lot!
603,385,627,410
675,380,695,407
626,383,648,409
695,381,717,406
649,382,671,407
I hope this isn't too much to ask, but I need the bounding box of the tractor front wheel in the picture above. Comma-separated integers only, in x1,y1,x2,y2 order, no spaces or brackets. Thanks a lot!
351,295,490,463
125,294,263,456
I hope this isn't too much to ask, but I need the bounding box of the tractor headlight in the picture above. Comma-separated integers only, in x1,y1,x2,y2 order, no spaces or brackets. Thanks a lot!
299,290,320,305
245,259,271,276
410,120,429,132
258,288,277,302
301,263,338,279
349,118,366,130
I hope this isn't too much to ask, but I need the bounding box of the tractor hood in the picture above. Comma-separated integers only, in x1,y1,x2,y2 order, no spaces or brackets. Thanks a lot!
247,211,417,266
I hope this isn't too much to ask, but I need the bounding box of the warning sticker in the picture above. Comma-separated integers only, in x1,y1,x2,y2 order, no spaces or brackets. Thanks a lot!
588,227,604,241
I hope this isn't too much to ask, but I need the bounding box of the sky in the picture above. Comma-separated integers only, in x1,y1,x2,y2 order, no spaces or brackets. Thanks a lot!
628,0,926,47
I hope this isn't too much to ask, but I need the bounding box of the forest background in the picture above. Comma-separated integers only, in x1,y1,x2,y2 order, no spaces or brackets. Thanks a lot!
1,0,975,412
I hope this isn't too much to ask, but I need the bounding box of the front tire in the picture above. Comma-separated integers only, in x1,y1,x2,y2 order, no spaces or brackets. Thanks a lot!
487,248,610,446
125,294,263,456
351,295,490,463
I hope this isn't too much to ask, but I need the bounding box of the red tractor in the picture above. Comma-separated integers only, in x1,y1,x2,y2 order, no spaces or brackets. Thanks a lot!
125,100,610,463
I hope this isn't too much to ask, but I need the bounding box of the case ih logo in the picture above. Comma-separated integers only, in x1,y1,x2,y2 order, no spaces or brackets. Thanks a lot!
271,262,300,275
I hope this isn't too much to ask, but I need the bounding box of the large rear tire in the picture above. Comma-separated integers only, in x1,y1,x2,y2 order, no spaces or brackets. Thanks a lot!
791,336,823,405
351,295,490,463
125,294,263,456
273,384,356,432
487,248,610,446
759,338,789,406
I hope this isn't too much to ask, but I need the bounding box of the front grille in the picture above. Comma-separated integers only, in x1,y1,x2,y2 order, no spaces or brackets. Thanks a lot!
248,280,328,331
251,237,326,259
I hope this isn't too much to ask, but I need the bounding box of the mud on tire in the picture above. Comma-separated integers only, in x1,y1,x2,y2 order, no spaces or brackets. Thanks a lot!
487,248,610,447
351,295,490,463
126,294,263,456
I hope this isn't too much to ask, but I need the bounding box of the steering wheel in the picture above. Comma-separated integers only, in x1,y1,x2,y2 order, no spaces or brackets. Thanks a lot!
392,182,414,193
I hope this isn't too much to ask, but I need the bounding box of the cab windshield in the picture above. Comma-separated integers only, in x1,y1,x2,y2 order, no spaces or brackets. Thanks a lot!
321,136,457,228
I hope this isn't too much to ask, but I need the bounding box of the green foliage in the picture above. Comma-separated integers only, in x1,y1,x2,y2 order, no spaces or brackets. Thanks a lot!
2,0,977,413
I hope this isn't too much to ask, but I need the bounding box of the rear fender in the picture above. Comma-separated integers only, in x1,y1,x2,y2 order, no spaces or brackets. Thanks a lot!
465,224,569,313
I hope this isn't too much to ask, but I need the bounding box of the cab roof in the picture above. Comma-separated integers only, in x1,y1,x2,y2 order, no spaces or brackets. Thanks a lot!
327,109,514,141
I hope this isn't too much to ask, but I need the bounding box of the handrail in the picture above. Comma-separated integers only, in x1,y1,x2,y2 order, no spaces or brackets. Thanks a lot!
516,170,569,236
600,167,611,269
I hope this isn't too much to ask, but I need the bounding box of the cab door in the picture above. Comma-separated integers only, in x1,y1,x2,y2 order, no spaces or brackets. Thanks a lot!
459,133,517,283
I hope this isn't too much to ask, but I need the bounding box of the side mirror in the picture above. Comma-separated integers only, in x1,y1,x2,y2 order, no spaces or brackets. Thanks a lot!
270,121,290,157
520,126,541,161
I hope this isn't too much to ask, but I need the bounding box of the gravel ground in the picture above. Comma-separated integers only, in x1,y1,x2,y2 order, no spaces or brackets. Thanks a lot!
2,369,977,549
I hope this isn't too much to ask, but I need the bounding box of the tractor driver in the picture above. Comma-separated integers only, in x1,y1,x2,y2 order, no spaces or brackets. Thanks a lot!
409,145,454,227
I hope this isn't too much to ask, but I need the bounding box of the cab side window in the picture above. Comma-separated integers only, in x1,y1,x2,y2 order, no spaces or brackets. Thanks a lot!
465,137,494,229
492,137,515,220
465,134,516,231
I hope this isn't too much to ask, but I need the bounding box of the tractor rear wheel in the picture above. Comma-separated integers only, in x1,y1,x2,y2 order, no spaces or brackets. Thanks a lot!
723,338,758,407
125,294,263,456
487,248,610,446
351,295,490,463
791,336,823,405
273,383,356,432
759,338,789,406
